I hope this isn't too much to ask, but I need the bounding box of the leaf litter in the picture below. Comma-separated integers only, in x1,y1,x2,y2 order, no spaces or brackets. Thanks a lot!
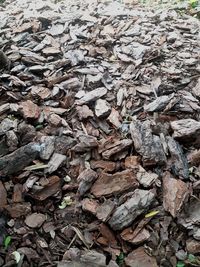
0,0,200,266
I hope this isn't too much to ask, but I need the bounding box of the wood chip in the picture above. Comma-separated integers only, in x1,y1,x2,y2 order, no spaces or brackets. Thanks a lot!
91,170,138,198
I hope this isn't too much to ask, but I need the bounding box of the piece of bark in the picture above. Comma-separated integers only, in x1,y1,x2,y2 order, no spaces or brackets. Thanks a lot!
5,203,31,218
125,247,158,267
19,100,40,119
0,181,7,208
58,250,118,267
40,136,55,160
48,113,62,126
17,247,39,261
167,136,189,179
0,118,18,135
75,87,107,105
46,153,66,174
6,130,18,152
72,134,98,152
25,213,46,228
90,160,116,172
163,172,189,217
58,77,82,91
96,200,115,222
54,136,76,154
101,139,132,160
29,175,61,201
186,239,200,254
76,105,94,120
95,99,111,118
107,108,122,128
0,103,10,115
144,94,174,112
187,149,200,166
12,184,23,203
192,78,200,98
31,86,51,100
81,198,99,215
125,156,141,169
171,119,200,140
91,170,138,198
109,189,155,230
0,50,10,70
0,142,41,176
77,169,98,197
130,120,166,166
121,227,150,245
136,166,158,187
18,122,36,145
178,200,200,227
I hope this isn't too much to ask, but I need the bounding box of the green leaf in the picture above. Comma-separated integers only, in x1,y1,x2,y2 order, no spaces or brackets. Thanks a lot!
3,236,11,249
176,261,185,267
188,254,196,262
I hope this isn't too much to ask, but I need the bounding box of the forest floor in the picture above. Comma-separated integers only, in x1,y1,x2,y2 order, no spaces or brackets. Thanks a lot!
0,0,200,266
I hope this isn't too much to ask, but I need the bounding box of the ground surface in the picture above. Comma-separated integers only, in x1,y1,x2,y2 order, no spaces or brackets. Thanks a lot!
0,0,200,266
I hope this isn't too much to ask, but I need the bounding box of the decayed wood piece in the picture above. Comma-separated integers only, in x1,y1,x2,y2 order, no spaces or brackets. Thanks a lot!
108,189,156,230
171,119,200,140
130,120,166,166
91,170,138,198
167,136,189,179
163,172,189,217
77,169,98,197
0,142,41,176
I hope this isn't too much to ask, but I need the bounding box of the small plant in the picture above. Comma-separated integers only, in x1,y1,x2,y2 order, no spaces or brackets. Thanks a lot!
116,252,125,266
